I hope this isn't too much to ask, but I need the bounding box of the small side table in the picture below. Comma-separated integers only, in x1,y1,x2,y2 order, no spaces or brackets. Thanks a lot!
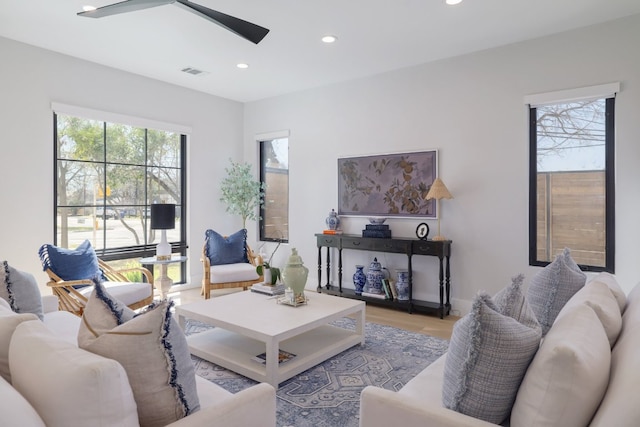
140,256,187,300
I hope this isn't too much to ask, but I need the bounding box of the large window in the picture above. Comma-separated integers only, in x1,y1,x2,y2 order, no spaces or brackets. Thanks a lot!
259,137,289,243
529,92,615,272
54,112,187,282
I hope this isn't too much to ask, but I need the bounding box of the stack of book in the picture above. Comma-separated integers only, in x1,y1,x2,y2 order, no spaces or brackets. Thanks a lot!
361,290,387,299
322,229,343,235
361,279,397,300
362,224,391,238
250,282,285,296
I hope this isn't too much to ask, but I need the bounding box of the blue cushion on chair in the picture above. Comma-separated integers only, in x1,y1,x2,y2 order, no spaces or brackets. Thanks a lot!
38,240,101,282
205,229,249,266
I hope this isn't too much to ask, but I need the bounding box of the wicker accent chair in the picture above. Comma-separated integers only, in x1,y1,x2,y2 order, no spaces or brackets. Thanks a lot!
200,232,263,299
39,242,153,316
44,258,153,316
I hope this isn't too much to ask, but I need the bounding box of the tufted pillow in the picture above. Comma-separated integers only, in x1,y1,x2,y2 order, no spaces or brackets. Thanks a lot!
38,240,101,284
510,304,610,427
0,261,43,320
527,248,586,335
78,282,200,427
10,320,139,427
205,229,249,266
442,292,542,424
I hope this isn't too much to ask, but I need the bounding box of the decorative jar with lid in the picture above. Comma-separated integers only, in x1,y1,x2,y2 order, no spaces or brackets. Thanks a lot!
365,257,388,295
281,248,309,298
325,209,341,230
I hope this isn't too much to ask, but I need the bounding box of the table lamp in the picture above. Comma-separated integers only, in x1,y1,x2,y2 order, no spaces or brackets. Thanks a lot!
425,178,453,241
151,203,175,260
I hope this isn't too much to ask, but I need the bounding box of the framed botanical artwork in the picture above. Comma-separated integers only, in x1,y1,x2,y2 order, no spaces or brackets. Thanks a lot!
338,150,438,218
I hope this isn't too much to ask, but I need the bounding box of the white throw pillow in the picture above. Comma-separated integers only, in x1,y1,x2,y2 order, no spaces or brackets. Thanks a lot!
9,320,139,427
442,290,541,424
0,374,45,427
555,279,622,347
510,304,610,427
589,272,627,313
0,306,38,382
78,282,200,427
590,282,640,426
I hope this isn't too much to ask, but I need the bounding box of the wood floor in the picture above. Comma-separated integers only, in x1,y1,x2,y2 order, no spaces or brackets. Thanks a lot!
173,287,458,340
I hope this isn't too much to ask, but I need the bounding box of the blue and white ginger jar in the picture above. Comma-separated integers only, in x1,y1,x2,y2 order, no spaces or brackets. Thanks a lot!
325,209,340,230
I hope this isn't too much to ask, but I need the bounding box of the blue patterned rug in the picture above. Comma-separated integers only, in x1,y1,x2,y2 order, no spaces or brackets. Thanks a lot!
185,318,448,427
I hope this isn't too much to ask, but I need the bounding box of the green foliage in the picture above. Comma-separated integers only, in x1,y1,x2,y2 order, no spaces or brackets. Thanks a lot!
220,159,265,228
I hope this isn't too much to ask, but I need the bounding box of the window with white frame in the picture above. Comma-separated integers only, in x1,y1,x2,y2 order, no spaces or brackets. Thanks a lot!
527,84,617,271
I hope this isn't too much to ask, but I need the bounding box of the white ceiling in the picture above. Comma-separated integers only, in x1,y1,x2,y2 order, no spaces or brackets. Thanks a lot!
1,0,639,103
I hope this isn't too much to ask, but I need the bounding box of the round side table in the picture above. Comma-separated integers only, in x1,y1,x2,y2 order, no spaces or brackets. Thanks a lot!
140,256,187,300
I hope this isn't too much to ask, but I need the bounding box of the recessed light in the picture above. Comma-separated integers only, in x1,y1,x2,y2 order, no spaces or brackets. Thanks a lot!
446,0,463,5
321,35,337,44
82,5,97,11
236,63,249,69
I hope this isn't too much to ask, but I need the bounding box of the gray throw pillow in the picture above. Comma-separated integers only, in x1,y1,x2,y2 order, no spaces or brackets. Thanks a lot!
0,261,43,320
78,282,200,426
493,274,541,334
442,291,542,424
527,248,586,335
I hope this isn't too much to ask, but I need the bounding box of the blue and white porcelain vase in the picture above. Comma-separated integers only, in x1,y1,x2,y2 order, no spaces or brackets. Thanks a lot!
325,209,341,230
366,257,388,294
395,270,410,301
353,265,366,295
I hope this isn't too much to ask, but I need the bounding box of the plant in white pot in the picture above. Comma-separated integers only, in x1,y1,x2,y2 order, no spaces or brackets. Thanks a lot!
256,239,282,285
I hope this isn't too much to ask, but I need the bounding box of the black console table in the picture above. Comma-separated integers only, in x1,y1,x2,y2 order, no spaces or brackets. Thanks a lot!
315,234,451,318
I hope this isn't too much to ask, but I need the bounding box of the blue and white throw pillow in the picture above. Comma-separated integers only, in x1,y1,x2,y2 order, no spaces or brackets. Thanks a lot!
38,240,102,284
78,281,200,426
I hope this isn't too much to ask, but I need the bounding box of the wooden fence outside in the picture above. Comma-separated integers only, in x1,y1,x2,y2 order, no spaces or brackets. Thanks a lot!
536,170,606,267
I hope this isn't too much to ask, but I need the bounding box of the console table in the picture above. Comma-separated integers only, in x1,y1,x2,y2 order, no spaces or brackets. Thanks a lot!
315,234,451,318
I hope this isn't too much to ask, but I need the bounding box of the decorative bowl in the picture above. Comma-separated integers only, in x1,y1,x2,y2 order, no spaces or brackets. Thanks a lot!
368,217,386,225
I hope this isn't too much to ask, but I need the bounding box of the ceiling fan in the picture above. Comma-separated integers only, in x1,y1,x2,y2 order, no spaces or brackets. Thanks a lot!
78,0,270,44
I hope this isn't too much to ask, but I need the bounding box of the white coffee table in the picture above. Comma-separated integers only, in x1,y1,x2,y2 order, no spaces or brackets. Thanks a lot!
175,290,365,389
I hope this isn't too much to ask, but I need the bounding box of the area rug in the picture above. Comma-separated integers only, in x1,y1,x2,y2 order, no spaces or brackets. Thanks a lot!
185,318,449,427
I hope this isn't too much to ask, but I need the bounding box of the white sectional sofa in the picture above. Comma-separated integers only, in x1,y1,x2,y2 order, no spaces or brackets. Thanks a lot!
1,294,276,427
360,273,640,427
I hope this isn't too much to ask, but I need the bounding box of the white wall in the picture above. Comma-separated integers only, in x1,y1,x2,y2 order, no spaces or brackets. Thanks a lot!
2,14,639,311
0,37,245,291
244,14,640,314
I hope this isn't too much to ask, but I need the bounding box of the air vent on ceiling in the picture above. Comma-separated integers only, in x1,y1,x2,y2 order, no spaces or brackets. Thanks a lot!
181,67,209,76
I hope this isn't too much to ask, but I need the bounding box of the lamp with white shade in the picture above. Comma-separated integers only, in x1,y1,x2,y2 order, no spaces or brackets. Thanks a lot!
425,178,453,241
151,204,175,260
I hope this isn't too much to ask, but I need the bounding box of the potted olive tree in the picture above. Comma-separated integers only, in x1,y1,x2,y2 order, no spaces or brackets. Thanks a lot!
220,159,279,283
220,159,265,229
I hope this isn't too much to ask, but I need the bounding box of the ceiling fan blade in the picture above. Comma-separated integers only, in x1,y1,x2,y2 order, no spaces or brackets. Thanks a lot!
174,0,269,44
78,0,175,19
